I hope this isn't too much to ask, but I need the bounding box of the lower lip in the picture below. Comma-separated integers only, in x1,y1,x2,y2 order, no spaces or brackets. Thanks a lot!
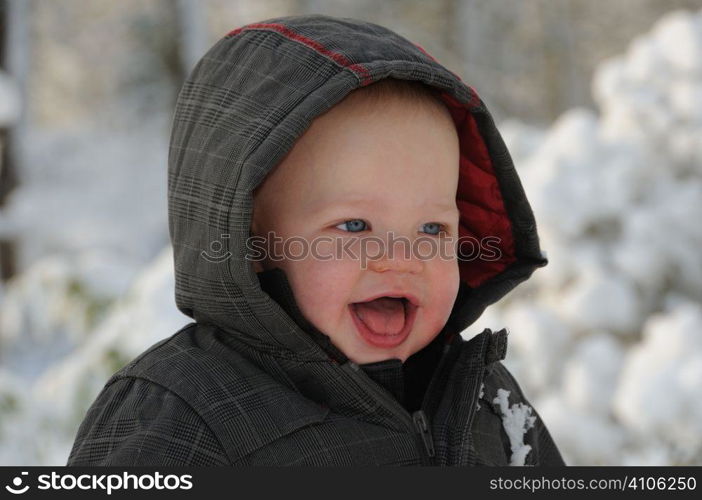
348,301,417,349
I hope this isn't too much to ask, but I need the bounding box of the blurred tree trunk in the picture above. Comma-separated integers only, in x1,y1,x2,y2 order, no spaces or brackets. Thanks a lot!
0,0,29,282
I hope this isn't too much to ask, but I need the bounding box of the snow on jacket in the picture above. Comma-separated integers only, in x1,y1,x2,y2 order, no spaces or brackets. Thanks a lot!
67,14,565,466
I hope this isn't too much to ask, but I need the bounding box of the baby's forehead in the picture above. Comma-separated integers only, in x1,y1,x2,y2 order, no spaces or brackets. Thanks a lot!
253,83,459,210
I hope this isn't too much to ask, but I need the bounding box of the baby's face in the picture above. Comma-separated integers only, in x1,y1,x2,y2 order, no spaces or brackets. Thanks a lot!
252,89,460,364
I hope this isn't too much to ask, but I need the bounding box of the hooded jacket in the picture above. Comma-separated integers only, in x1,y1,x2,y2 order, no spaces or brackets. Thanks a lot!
67,14,565,466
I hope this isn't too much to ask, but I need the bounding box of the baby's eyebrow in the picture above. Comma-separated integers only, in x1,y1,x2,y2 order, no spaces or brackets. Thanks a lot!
312,199,459,216
310,198,377,212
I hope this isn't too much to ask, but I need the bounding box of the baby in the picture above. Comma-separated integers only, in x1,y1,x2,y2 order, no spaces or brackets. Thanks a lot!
68,14,565,466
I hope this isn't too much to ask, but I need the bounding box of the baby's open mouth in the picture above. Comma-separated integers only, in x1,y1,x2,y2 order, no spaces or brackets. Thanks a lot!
349,295,418,348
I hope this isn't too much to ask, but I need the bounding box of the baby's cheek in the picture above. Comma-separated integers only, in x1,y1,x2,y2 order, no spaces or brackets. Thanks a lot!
289,258,356,324
429,260,461,313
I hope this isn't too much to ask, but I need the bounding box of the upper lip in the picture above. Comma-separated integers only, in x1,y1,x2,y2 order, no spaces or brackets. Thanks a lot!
353,292,420,308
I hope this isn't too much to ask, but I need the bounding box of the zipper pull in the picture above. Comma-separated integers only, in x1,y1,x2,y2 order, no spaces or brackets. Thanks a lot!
412,410,435,458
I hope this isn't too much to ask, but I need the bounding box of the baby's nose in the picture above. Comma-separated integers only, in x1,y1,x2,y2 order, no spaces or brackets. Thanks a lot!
366,242,422,274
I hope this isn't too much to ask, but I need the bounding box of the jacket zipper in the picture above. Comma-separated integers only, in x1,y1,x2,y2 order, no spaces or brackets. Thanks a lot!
344,363,436,464
343,338,459,464
412,410,435,458
408,341,458,462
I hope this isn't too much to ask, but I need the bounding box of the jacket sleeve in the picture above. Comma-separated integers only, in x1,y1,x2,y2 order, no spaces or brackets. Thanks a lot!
475,362,566,466
67,376,230,466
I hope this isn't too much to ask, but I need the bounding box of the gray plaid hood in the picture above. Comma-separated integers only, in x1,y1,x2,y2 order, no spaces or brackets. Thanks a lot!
167,14,548,362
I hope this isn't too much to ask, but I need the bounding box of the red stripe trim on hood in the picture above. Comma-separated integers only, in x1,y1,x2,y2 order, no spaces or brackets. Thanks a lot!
227,23,373,85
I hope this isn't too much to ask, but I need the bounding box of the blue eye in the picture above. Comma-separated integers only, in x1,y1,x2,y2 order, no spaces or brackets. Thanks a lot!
334,220,446,235
422,223,445,235
336,219,367,232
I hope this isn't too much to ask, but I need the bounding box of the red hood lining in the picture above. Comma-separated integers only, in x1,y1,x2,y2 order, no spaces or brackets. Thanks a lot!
439,92,516,288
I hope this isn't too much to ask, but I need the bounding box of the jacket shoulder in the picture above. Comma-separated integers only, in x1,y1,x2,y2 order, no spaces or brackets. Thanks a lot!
472,360,566,466
67,375,229,465
69,322,328,465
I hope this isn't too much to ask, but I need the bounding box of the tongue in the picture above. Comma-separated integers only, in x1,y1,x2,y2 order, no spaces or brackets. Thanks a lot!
353,298,406,335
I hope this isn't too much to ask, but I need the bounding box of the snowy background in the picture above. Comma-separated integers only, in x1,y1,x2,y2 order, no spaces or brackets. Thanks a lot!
0,1,701,465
